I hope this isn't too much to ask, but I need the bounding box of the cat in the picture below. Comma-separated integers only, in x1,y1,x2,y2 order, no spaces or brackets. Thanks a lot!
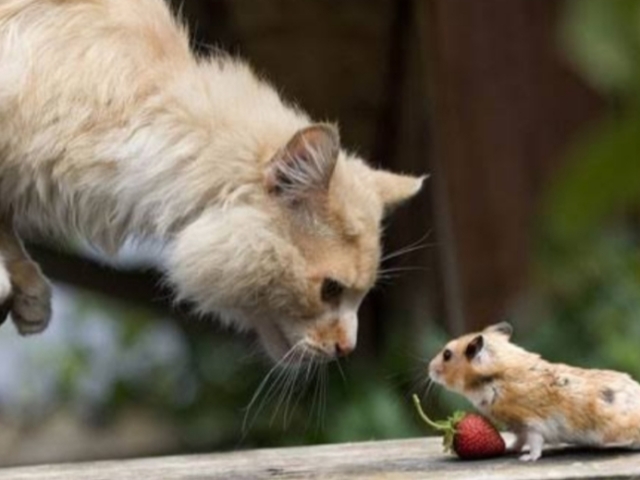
0,0,424,362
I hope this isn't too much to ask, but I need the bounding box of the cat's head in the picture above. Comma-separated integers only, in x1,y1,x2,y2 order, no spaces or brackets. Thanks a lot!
168,124,424,363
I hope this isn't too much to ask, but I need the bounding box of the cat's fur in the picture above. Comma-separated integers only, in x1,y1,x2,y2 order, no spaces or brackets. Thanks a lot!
0,0,424,361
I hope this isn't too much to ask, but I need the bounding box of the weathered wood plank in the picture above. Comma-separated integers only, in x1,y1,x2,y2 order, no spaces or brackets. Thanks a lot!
0,437,639,480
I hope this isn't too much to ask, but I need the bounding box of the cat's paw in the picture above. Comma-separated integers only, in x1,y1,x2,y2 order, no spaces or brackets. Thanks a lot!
10,260,52,335
0,264,12,325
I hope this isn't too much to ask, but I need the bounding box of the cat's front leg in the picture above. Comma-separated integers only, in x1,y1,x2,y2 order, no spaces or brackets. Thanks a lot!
0,254,12,324
0,220,52,335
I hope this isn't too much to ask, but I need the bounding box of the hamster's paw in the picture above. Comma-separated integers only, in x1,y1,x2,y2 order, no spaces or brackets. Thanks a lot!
10,260,52,335
510,433,528,453
518,432,544,461
518,452,541,462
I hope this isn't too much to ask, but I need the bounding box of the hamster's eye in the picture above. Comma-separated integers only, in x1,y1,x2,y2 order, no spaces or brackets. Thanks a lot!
321,278,345,303
443,349,452,362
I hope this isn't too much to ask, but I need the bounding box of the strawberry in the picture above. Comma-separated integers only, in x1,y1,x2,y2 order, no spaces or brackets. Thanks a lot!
412,394,505,460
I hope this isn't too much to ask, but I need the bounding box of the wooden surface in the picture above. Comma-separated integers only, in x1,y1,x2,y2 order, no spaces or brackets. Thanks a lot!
1,436,639,480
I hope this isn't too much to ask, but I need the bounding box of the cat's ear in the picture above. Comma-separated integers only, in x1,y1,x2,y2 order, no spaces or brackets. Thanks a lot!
372,170,427,211
265,124,339,201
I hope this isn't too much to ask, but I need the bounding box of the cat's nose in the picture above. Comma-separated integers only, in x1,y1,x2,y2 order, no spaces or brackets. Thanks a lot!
334,340,354,357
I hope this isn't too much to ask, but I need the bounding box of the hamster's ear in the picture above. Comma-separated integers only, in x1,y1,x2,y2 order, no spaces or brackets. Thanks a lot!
465,335,484,360
265,124,339,202
483,321,513,339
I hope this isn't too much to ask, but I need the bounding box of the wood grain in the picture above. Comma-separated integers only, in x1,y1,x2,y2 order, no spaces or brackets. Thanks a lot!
0,436,639,480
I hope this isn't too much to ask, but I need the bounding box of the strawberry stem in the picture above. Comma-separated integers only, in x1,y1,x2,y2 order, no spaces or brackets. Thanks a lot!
412,394,447,432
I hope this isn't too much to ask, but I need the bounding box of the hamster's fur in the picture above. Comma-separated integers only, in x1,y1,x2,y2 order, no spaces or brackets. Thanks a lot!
429,322,640,461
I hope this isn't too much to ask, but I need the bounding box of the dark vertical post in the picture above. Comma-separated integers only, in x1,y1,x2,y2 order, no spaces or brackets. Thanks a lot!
421,0,603,331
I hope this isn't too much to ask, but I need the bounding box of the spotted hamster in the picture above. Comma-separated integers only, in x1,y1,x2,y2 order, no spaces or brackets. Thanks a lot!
428,322,640,461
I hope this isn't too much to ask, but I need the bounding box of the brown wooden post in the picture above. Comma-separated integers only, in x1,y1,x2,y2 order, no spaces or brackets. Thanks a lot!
420,0,603,332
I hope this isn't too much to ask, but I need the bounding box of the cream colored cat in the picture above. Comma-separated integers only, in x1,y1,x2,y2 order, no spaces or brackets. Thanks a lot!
0,0,423,362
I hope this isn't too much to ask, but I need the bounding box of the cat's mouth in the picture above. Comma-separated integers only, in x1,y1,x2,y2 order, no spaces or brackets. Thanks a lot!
257,320,333,364
256,320,296,362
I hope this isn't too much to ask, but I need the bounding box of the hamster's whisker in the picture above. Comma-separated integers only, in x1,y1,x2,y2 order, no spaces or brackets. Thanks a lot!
423,378,436,404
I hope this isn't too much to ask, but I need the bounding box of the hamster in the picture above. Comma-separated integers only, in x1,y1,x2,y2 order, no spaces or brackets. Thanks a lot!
428,322,640,461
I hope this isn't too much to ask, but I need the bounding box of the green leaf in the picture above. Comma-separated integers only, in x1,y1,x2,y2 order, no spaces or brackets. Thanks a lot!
543,113,640,244
561,0,640,96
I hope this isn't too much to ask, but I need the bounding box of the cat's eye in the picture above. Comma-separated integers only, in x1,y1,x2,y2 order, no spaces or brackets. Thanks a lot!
321,278,345,303
443,349,452,362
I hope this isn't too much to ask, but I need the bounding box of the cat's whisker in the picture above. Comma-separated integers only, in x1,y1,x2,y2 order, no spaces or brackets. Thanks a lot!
375,264,429,288
380,231,435,264
310,366,321,432
242,351,289,432
375,274,402,284
307,363,323,434
288,348,315,425
321,364,328,431
305,363,318,431
372,277,397,289
292,345,321,426
283,345,313,427
242,341,304,434
238,338,265,365
269,346,305,427
377,266,428,275
281,348,306,428
335,358,347,386
381,244,430,264
259,360,290,414
304,350,315,383
375,271,424,287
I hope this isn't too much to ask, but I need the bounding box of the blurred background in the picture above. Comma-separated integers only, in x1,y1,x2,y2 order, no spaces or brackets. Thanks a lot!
4,0,640,467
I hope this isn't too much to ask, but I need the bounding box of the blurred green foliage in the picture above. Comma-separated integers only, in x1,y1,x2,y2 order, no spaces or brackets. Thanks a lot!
562,0,640,98
30,290,434,452
549,0,640,243
527,0,640,379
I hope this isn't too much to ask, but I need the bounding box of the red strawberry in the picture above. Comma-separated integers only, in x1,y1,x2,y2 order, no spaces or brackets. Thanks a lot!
412,394,505,460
